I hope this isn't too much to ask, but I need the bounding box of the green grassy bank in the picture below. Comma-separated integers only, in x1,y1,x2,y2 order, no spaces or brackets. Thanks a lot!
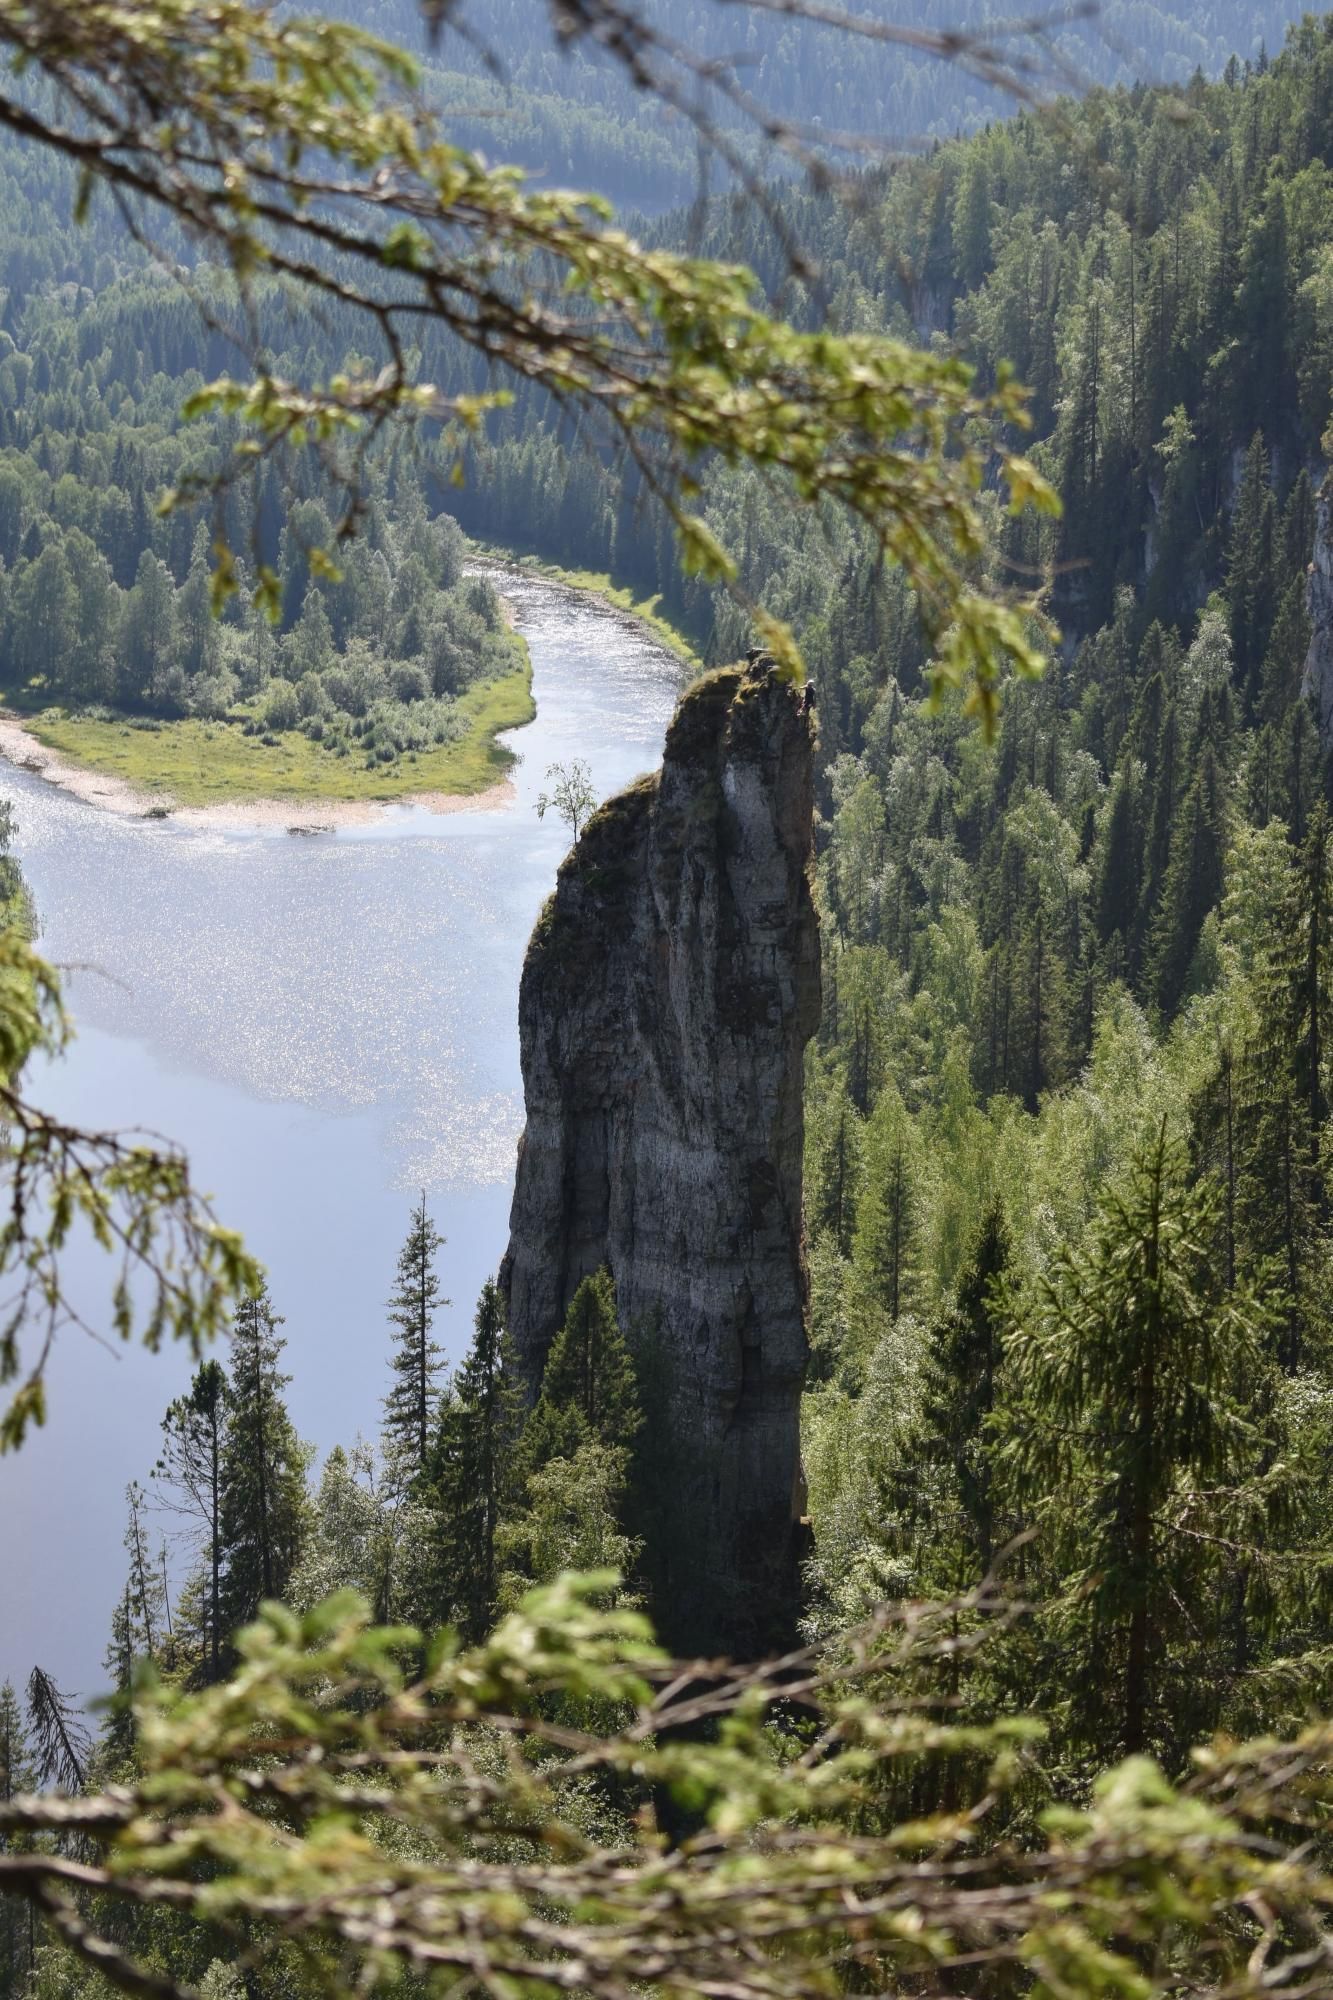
11,656,535,809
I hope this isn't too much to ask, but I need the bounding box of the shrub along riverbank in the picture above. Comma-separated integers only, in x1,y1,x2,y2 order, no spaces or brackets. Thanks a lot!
7,648,534,808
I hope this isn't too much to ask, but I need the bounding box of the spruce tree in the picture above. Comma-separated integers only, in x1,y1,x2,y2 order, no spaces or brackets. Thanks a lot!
0,1682,35,1996
1237,804,1333,1366
1093,767,1141,960
1146,739,1227,1017
121,1478,166,1661
1258,574,1311,727
1133,696,1178,975
917,1201,1011,1581
537,1269,641,1449
427,1279,525,1641
102,1585,139,1762
25,1667,90,1791
852,1084,920,1322
500,1272,644,1607
1226,431,1278,706
155,1359,228,1684
218,1283,309,1635
1002,1130,1278,1762
382,1192,447,1486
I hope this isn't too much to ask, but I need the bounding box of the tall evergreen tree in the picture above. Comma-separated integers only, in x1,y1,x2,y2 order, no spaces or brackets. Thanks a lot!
427,1278,525,1641
852,1084,920,1322
120,1478,166,1661
218,1284,309,1635
536,1269,641,1450
102,1585,139,1762
0,1682,35,1996
1226,432,1278,710
917,1202,1012,1581
1237,805,1333,1366
25,1668,89,1792
155,1359,228,1685
1147,739,1227,1017
1002,1131,1279,1762
382,1192,447,1486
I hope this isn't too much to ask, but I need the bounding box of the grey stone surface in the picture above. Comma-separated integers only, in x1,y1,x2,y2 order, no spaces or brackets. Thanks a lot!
501,661,820,1646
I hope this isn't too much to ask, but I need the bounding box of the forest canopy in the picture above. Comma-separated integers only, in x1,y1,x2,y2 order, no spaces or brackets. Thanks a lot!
10,4,1333,2000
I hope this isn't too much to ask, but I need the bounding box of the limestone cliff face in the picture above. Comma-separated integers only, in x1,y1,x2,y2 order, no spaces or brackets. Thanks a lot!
502,661,820,1646
1303,477,1333,746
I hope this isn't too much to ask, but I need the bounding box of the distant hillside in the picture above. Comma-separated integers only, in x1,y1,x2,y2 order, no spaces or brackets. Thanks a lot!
347,0,1319,209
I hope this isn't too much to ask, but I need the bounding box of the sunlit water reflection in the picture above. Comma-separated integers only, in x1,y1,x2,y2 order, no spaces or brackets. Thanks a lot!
0,570,684,1695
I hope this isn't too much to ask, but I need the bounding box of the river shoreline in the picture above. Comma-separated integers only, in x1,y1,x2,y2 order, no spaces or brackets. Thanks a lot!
1,570,685,1699
0,711,517,831
0,561,691,833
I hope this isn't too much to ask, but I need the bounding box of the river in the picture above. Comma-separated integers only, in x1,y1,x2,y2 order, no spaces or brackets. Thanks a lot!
0,569,685,1700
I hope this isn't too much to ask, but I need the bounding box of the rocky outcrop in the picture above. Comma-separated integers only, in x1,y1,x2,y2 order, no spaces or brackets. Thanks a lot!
1304,476,1333,748
502,661,820,1649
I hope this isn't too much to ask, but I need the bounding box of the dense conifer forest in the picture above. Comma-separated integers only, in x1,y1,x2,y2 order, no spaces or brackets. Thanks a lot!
11,2,1333,1995
355,0,1317,206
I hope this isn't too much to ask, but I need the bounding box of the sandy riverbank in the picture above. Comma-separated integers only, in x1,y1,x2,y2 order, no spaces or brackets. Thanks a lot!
0,714,515,831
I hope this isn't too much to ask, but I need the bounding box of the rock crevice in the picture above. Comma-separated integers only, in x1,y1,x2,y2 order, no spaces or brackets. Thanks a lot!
502,661,820,1645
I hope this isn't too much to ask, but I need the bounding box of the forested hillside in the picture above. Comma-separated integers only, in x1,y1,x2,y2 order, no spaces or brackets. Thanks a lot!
355,0,1317,206
438,16,1333,1768
6,16,1333,1746
0,136,528,795
13,2,1333,1993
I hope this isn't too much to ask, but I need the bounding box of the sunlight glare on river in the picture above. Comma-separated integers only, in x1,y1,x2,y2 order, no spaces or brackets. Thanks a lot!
0,570,685,1696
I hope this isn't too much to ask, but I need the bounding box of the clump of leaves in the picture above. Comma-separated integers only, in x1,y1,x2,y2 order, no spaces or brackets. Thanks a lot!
3,1572,1333,1998
0,930,258,1449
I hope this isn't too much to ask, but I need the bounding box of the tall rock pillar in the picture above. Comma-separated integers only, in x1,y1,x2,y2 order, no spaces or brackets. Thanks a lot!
501,660,820,1650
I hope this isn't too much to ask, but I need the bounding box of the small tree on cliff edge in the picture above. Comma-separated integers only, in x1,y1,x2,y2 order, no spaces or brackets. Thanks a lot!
537,760,598,844
383,1193,448,1488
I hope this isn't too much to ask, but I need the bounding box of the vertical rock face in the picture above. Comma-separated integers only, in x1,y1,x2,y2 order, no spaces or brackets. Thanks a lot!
1304,477,1333,747
502,661,820,1648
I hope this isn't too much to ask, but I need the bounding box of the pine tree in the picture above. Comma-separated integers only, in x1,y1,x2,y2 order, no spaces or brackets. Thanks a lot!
1146,739,1227,1018
852,1084,920,1323
1002,1130,1279,1762
917,1202,1011,1581
155,1359,228,1684
218,1283,309,1635
537,1269,641,1450
0,1682,36,1996
427,1279,525,1641
121,1478,166,1661
382,1192,448,1486
25,1668,90,1792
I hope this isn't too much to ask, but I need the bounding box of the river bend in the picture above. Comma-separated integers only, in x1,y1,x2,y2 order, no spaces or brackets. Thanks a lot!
0,570,684,1694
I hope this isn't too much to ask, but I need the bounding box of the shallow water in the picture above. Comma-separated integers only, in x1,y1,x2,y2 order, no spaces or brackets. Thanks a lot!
0,570,684,1697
